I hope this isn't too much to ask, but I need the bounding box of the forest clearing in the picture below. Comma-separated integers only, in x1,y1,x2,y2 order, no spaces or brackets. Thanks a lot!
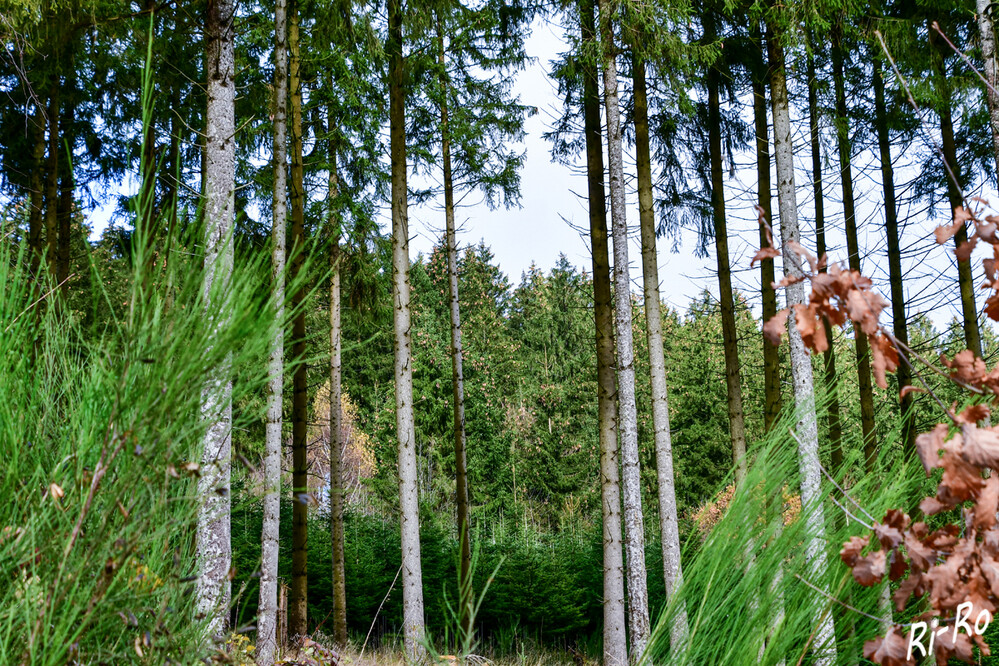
7,0,999,663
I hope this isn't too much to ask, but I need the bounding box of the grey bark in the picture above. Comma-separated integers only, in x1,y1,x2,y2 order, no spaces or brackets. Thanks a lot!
597,3,650,660
258,0,288,658
389,0,426,656
579,0,626,663
977,0,999,168
633,54,688,650
766,24,837,665
197,0,235,643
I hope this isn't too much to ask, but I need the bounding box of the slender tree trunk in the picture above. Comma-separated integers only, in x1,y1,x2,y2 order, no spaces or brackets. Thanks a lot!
831,21,878,466
57,76,74,292
751,35,785,665
45,83,59,282
930,28,982,357
258,0,288,658
197,0,235,643
580,1,626,663
751,38,781,432
28,105,45,280
288,0,309,639
873,58,914,452
436,16,473,642
163,85,180,289
389,0,426,656
809,33,863,656
705,15,748,488
164,76,181,239
633,53,688,651
806,45,844,473
766,24,837,665
597,2,650,659
977,0,999,168
328,147,348,648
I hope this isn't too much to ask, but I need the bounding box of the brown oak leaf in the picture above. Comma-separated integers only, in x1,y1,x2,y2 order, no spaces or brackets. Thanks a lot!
763,308,789,346
955,404,991,424
840,535,869,567
973,474,999,530
862,625,915,666
959,423,999,468
870,333,899,389
853,549,887,586
915,424,948,475
792,303,827,353
750,246,780,267
935,220,962,244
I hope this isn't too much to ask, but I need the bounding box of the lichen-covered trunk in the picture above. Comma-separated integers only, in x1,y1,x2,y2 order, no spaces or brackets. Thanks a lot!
633,54,688,651
288,0,309,638
389,0,426,656
597,2,649,659
977,0,999,169
751,34,781,433
197,0,235,643
766,24,837,665
806,45,843,472
930,28,982,358
580,1,626,663
258,0,288,658
873,58,914,452
831,22,877,466
328,149,348,648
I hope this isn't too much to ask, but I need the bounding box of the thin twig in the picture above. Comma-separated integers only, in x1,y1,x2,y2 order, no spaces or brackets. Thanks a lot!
889,331,983,395
793,574,898,625
4,274,73,333
931,22,999,100
830,494,873,531
817,459,876,523
359,564,402,661
883,329,959,422
787,429,873,528
874,30,970,212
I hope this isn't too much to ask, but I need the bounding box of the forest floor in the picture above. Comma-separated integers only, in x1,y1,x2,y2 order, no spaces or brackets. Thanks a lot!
272,642,592,666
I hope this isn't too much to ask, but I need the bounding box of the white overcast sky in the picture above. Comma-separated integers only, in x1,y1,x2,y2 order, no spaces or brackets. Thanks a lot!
80,16,999,334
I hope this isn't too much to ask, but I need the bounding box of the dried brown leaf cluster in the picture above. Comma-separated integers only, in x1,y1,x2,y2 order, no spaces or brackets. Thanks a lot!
755,216,898,388
756,204,999,664
838,405,999,665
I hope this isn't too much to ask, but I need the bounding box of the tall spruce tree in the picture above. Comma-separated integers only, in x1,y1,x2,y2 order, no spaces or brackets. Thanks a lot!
197,0,236,642
597,0,650,657
765,14,837,663
287,0,309,637
388,0,426,654
258,0,289,656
